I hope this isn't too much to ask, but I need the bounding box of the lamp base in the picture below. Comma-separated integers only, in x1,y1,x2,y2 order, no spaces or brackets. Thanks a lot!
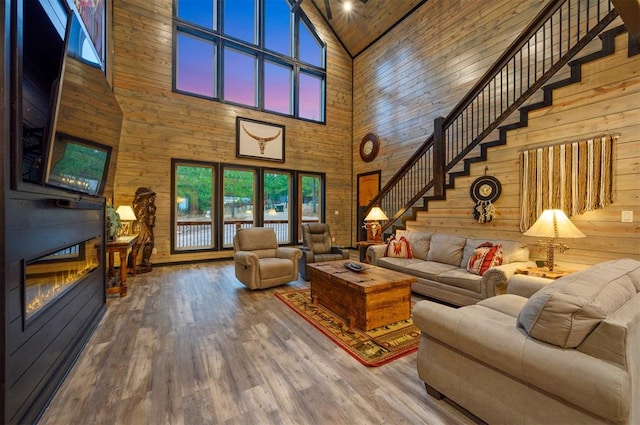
364,222,382,242
119,222,131,237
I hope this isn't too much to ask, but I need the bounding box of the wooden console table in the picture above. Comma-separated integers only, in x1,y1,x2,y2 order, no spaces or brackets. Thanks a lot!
106,234,139,297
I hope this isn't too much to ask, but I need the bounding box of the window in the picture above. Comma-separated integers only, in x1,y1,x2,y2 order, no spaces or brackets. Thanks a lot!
173,162,215,251
223,0,256,44
264,0,292,56
172,160,324,252
264,170,292,243
264,60,292,114
176,34,216,97
177,0,215,30
223,48,257,106
298,71,323,121
173,0,326,123
298,173,322,242
222,167,256,247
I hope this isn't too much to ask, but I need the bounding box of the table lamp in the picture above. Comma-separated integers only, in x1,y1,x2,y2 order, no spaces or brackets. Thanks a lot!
364,206,389,242
523,209,585,271
116,205,137,236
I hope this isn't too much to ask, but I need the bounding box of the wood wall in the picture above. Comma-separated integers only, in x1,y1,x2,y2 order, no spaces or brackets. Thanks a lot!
353,0,639,266
56,56,123,198
111,0,353,264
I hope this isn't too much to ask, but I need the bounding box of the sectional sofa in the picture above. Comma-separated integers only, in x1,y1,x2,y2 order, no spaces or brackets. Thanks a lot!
367,231,533,306
413,258,640,424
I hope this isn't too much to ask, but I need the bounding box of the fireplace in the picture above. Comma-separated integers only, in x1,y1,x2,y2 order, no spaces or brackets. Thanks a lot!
24,236,102,323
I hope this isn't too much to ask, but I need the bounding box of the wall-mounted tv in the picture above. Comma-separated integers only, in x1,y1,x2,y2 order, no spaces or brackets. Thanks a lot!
44,133,111,196
20,0,71,185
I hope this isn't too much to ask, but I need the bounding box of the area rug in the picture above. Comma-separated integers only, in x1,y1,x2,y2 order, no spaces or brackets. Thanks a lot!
275,289,420,367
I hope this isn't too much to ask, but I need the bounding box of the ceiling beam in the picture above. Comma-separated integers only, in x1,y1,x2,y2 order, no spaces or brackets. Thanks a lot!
291,0,304,13
611,0,640,46
324,0,332,20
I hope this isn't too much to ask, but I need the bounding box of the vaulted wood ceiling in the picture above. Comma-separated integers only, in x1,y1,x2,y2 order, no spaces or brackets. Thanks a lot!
308,0,426,57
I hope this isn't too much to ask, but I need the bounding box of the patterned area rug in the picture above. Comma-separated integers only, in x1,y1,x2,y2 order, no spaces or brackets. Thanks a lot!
275,288,420,367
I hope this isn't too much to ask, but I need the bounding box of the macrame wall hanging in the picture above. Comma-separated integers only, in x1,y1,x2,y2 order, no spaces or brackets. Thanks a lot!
470,169,502,223
519,135,616,232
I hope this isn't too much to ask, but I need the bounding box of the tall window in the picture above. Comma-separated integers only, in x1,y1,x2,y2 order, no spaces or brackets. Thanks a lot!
222,167,257,247
298,173,322,242
264,170,292,243
172,160,324,252
173,162,215,251
174,0,326,123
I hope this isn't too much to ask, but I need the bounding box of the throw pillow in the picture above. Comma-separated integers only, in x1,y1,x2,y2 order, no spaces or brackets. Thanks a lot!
467,242,503,275
384,236,413,258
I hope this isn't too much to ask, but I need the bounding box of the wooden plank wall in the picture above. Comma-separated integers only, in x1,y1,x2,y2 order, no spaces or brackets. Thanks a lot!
56,56,123,198
111,0,353,264
410,33,639,266
353,0,639,266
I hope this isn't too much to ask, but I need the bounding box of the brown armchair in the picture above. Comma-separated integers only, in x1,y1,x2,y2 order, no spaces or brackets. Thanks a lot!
299,223,350,280
233,227,302,290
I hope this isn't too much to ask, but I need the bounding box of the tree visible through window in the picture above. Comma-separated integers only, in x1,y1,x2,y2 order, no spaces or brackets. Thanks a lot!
172,160,324,252
174,0,325,122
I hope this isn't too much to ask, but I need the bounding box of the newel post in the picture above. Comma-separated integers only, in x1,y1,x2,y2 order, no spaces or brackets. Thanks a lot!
433,116,446,198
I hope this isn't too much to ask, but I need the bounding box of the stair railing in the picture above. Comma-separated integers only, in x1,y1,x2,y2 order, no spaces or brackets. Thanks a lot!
365,0,618,234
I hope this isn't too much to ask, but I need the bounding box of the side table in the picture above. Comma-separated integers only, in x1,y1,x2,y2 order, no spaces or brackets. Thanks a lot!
357,240,386,263
106,234,139,297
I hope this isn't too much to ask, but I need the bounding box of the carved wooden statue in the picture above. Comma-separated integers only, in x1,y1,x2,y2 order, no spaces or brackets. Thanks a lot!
128,187,156,273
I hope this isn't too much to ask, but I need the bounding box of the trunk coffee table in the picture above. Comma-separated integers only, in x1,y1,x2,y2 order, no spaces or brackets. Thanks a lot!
307,260,416,331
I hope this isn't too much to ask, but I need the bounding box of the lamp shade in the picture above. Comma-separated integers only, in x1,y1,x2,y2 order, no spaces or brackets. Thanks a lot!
116,205,137,221
365,206,388,221
523,209,585,239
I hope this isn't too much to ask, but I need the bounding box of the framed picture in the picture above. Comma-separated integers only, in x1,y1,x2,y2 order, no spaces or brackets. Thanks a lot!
73,0,106,65
236,117,285,162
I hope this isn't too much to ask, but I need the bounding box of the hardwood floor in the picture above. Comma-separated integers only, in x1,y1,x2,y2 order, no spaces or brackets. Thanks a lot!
39,256,479,425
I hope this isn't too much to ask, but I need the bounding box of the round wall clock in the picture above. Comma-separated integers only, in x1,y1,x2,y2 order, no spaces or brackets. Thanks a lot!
359,133,380,162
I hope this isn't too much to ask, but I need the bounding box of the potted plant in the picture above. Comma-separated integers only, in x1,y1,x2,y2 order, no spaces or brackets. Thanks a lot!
105,205,121,241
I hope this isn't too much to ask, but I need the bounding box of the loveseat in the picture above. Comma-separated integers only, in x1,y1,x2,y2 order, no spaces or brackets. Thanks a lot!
367,231,533,306
413,258,640,424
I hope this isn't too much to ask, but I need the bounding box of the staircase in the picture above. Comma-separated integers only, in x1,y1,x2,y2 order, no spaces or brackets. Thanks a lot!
364,0,627,234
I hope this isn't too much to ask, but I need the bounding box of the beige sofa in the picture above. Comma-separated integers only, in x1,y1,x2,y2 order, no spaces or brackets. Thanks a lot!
413,258,640,425
368,231,533,305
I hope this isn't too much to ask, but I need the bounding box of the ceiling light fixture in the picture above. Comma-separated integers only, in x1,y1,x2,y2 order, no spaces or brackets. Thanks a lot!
343,1,352,12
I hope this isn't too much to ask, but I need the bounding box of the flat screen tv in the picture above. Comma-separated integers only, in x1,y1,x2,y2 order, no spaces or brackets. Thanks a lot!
44,133,111,196
20,0,71,185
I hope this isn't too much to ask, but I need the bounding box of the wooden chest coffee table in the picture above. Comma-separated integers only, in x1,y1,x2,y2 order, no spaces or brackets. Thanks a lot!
307,260,416,331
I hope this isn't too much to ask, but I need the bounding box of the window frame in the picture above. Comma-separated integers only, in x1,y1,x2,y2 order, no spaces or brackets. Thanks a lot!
172,0,326,123
171,158,325,253
171,159,217,253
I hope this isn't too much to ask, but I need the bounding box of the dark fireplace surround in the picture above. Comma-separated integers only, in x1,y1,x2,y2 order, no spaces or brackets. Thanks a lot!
1,0,123,423
4,194,106,425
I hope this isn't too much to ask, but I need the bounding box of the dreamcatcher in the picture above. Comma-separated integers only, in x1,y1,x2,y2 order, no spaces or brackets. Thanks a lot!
470,171,502,223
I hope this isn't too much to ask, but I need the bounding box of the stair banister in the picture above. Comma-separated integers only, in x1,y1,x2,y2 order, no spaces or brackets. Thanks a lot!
364,0,618,237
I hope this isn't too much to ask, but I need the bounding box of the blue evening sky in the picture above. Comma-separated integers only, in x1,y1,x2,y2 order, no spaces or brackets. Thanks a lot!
176,0,321,119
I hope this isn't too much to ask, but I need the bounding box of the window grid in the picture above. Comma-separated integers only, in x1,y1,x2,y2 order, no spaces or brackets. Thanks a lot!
173,0,326,123
171,158,325,253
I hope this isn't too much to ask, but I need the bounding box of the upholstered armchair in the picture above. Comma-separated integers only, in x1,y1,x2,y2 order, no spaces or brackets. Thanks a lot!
299,223,349,280
233,227,302,290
